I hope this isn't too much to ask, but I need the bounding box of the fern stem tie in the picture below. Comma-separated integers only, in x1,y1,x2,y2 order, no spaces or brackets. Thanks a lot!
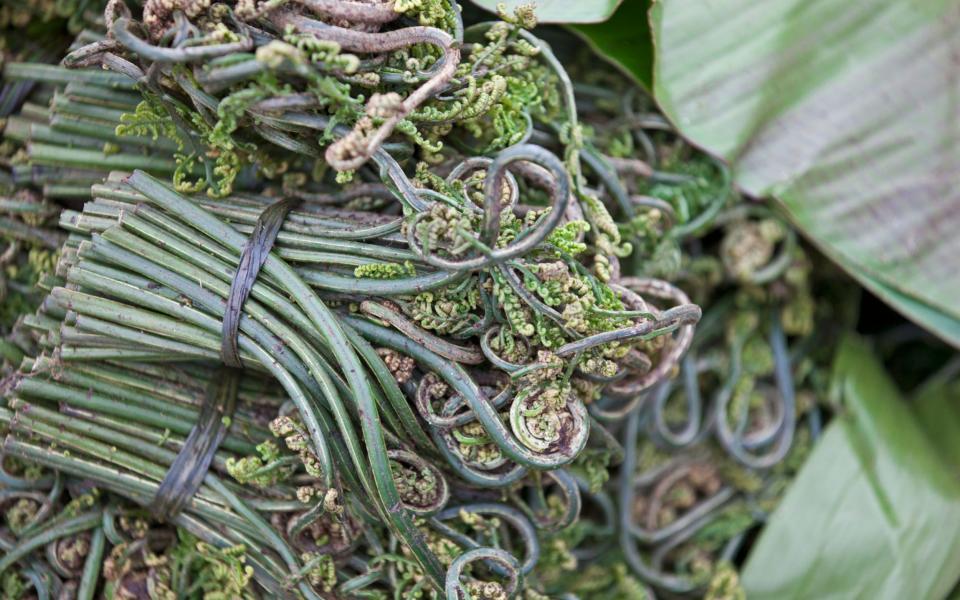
152,196,300,521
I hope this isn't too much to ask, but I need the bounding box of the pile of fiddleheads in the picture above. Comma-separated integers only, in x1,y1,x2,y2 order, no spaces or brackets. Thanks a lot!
0,1,844,598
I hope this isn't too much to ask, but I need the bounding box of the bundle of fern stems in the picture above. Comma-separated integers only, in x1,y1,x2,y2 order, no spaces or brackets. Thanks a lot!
0,1,708,598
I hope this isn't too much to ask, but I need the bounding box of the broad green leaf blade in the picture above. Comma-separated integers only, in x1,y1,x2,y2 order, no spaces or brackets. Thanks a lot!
652,0,960,348
569,1,654,90
913,376,960,472
741,336,960,599
827,245,960,348
468,0,625,23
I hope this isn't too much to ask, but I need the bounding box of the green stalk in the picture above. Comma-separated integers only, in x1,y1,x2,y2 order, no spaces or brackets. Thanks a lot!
52,94,130,123
14,376,252,455
7,398,246,483
50,114,180,151
0,511,101,575
0,215,64,249
44,184,97,198
27,143,176,173
3,63,135,89
64,82,141,108
76,527,105,600
1,439,258,536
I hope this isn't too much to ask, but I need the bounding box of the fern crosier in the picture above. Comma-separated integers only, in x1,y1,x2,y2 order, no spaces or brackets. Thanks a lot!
399,8,560,156
225,440,294,487
269,416,325,479
299,553,337,592
354,261,417,280
405,278,481,336
394,0,457,29
115,97,178,142
115,95,204,194
168,532,257,600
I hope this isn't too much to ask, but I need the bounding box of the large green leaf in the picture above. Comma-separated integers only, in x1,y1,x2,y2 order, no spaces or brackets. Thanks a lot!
741,336,960,599
913,375,960,472
468,0,625,23
651,0,960,348
569,1,654,90
832,253,960,348
468,0,653,88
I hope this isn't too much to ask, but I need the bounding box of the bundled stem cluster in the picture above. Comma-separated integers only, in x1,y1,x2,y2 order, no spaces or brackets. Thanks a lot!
0,1,836,599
